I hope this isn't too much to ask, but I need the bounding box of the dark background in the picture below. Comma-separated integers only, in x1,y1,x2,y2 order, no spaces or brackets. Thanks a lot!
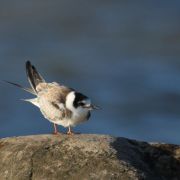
0,1,180,144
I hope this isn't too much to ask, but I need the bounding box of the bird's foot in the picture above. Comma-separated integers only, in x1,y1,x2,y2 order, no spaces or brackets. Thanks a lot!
52,131,61,135
66,130,74,135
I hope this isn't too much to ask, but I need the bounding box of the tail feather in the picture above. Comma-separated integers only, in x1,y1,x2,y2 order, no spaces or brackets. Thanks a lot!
21,98,39,107
26,61,45,92
3,80,36,95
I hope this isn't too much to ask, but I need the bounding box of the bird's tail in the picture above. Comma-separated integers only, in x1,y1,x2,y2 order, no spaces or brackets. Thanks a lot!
3,80,39,106
26,61,45,93
3,80,36,95
21,98,39,107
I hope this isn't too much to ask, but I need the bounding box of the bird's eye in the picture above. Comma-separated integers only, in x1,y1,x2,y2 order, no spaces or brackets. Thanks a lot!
78,102,85,106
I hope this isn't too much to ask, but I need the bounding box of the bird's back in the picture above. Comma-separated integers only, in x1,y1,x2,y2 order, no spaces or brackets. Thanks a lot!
37,82,73,123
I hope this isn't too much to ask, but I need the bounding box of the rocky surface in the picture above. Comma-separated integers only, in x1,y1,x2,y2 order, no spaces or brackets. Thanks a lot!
0,134,179,180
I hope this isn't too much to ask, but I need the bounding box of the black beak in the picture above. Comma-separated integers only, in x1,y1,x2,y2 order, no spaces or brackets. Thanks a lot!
91,104,100,110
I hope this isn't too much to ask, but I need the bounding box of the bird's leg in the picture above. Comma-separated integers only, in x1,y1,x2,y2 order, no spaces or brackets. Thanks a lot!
67,126,74,135
53,123,60,135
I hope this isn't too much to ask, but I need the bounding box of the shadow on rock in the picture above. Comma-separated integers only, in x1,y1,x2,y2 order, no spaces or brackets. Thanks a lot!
111,137,180,180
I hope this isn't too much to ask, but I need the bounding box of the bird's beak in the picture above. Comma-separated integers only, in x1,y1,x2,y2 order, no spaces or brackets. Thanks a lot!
83,104,100,110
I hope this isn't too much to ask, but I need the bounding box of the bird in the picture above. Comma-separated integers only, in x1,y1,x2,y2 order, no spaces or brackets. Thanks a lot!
5,61,99,135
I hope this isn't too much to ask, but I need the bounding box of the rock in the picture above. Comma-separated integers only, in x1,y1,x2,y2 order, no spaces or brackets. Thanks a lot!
0,134,179,180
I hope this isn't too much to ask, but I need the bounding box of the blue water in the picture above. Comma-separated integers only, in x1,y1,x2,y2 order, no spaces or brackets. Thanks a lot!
0,1,180,144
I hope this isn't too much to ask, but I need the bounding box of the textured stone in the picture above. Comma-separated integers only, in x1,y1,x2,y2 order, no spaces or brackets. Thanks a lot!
0,134,179,180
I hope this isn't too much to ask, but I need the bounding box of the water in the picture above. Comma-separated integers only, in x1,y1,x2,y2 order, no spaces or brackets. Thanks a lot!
0,1,180,144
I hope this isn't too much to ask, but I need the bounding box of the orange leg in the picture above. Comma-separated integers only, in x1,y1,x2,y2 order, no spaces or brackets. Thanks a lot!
53,124,60,135
67,126,74,135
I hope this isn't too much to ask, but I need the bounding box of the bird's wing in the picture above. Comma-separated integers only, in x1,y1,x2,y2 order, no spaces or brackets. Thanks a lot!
38,83,73,119
41,83,72,104
26,61,45,93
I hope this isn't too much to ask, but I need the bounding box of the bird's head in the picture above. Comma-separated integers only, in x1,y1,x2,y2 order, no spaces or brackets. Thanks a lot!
66,91,99,112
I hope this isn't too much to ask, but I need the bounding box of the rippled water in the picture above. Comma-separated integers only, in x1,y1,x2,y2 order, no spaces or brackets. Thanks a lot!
0,1,180,144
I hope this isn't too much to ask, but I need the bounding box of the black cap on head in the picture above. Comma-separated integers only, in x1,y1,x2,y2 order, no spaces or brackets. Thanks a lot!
73,92,88,108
